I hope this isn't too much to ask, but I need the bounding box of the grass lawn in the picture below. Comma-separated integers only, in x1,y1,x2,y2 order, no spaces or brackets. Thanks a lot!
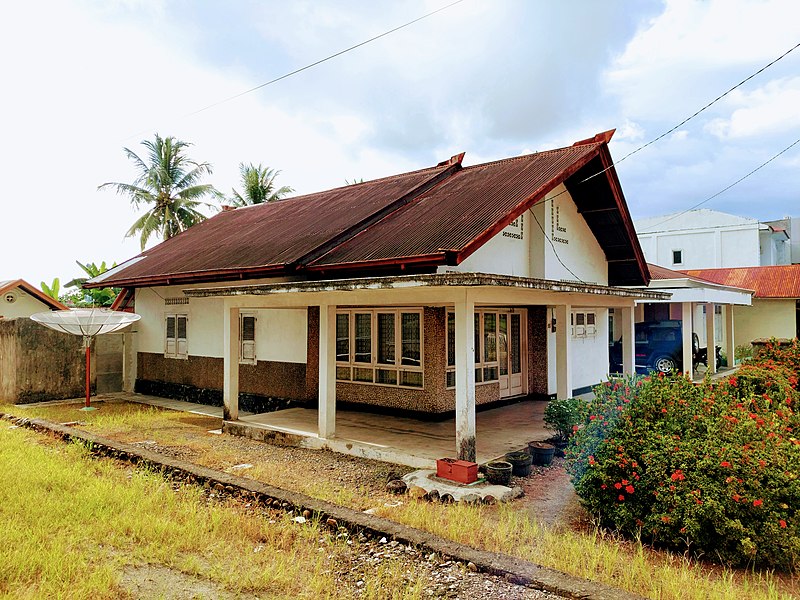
0,421,433,599
6,399,799,599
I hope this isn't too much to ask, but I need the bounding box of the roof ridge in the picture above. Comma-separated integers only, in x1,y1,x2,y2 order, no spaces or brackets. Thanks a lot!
460,142,598,172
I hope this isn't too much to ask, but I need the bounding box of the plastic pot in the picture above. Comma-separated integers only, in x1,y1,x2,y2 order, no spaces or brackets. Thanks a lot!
504,450,533,477
528,441,555,466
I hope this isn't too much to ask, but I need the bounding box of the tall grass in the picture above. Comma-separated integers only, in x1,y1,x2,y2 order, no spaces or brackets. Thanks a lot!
0,424,425,598
6,400,798,599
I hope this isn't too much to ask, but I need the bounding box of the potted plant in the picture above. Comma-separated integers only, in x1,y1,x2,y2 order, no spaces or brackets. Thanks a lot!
543,397,582,450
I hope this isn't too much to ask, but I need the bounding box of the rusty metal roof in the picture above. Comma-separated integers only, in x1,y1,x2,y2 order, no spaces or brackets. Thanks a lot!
681,265,800,298
90,131,648,289
92,161,455,287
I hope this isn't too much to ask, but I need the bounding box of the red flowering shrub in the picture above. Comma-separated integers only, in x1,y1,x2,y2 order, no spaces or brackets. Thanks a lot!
567,356,800,570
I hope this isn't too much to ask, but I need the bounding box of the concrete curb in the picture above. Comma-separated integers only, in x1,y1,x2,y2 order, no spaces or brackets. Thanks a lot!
2,413,644,600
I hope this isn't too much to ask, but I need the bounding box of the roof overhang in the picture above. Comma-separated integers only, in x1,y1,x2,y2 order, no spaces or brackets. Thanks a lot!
183,272,669,303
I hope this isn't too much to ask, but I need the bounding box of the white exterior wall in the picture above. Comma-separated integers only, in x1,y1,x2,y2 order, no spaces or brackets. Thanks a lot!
456,212,530,276
135,283,307,363
547,307,610,396
454,185,608,286
0,290,52,319
732,299,797,347
635,210,761,269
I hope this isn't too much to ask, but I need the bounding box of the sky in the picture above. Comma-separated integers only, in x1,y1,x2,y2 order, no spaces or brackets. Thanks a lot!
2,0,799,288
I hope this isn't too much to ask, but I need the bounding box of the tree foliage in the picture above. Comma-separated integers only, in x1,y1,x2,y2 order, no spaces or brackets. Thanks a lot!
99,134,220,249
40,278,60,300
230,163,293,207
61,260,119,307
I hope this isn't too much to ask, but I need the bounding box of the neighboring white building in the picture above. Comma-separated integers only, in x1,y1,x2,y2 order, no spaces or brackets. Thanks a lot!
635,209,790,270
0,279,67,319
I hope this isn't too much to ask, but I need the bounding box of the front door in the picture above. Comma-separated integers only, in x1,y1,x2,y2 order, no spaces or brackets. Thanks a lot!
499,312,525,398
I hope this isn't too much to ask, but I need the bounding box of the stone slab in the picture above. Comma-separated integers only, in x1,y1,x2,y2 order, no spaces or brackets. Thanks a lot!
403,469,522,502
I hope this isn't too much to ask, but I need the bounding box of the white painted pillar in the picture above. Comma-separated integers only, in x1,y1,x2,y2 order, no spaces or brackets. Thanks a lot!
223,306,240,421
318,304,337,439
454,292,476,462
555,304,572,399
681,302,693,378
725,305,735,367
705,303,717,374
620,305,635,376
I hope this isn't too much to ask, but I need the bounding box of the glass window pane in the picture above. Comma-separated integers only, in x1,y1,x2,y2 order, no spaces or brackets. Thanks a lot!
166,316,175,339
376,368,398,385
484,366,498,381
377,313,395,365
587,312,596,326
447,312,455,367
336,313,350,362
446,370,455,388
576,313,585,326
354,313,371,363
336,366,351,381
176,316,187,339
353,367,373,382
401,313,421,366
241,316,256,342
475,367,483,383
484,313,496,363
400,371,423,388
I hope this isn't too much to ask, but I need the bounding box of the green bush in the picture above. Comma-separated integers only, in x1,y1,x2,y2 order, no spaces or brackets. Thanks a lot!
567,365,800,570
543,397,583,444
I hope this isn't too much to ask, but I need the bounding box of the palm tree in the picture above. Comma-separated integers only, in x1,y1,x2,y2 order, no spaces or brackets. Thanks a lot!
99,134,220,249
230,163,293,206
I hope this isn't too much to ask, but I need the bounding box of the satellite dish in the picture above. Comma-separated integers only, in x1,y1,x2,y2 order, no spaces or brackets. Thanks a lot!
31,308,140,410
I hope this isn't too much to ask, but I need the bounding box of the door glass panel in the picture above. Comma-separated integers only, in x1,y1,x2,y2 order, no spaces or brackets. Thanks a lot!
336,313,350,361
511,314,521,374
484,313,496,363
498,314,508,376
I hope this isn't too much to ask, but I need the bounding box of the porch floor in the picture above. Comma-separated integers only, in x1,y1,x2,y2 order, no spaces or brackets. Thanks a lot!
236,399,551,468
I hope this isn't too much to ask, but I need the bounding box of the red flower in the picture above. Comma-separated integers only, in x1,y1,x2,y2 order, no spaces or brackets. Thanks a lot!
720,461,731,468
626,485,635,494
671,470,685,482
780,520,787,528
661,516,670,523
621,479,629,485
661,408,668,413
618,495,625,501
753,499,763,507
614,482,622,489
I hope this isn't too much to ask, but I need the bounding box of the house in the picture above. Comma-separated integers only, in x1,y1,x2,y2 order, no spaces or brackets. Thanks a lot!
86,131,665,465
609,264,752,377
681,265,800,346
635,209,791,270
0,279,67,318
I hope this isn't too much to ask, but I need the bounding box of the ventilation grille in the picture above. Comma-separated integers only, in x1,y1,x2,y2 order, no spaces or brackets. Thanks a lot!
165,297,189,306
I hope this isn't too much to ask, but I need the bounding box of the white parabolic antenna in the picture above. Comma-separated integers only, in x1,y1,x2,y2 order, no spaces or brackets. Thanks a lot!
30,309,140,410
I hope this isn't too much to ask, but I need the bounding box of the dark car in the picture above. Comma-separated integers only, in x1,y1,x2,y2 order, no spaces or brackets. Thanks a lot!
609,320,717,375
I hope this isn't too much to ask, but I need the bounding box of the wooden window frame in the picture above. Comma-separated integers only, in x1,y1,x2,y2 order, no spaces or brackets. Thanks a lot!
335,308,424,389
239,312,257,365
446,309,507,389
165,313,188,359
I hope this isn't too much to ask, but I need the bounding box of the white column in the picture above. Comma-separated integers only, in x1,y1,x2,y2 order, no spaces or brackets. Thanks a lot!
705,303,717,374
681,302,693,378
223,306,240,421
555,304,572,399
725,305,735,368
454,292,476,462
318,304,337,439
620,305,635,376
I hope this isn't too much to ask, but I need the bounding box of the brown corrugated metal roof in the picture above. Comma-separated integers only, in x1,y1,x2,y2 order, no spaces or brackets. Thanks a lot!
681,265,800,298
308,144,598,268
92,162,454,287
89,131,649,289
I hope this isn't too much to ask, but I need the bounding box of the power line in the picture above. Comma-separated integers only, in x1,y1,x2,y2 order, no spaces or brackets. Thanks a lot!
580,39,800,185
530,210,586,284
638,135,800,232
